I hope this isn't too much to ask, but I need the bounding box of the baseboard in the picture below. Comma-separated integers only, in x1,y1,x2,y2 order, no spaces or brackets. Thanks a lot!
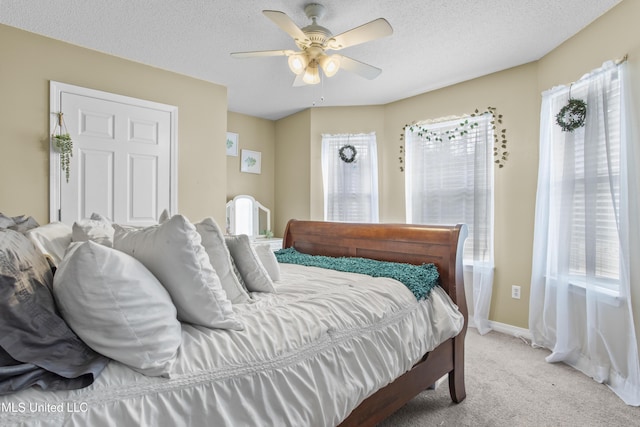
487,321,532,341
468,318,532,341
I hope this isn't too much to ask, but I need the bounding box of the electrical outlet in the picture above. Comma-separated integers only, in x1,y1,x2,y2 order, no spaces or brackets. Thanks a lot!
512,285,521,299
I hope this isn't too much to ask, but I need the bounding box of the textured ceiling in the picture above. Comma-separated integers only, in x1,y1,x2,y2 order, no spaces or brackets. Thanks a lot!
0,0,621,120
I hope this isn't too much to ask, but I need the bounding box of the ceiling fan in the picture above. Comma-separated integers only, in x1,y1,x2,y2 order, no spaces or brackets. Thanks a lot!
230,3,393,86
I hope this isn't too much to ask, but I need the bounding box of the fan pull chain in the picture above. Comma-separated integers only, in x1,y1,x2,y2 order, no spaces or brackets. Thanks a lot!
311,73,326,107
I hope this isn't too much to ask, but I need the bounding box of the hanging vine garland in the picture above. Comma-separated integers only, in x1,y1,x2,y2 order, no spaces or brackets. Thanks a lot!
405,119,479,142
51,112,73,183
339,144,357,163
555,98,587,132
399,107,509,171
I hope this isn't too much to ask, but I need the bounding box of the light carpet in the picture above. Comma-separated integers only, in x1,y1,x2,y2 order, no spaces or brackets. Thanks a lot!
380,329,639,427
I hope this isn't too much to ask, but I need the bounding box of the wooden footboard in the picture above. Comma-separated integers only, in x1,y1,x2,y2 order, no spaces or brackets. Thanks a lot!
281,220,468,426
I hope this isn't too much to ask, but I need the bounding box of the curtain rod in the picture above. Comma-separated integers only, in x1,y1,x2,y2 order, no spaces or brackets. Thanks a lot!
561,54,629,89
411,110,493,128
541,54,629,97
413,115,466,127
615,53,629,65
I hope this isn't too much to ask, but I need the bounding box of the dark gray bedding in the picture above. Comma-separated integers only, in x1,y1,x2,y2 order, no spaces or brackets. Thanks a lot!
0,228,109,395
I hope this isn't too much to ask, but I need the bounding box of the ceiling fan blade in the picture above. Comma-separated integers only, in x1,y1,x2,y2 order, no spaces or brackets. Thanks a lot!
329,18,393,50
230,49,294,58
263,10,308,44
337,55,382,80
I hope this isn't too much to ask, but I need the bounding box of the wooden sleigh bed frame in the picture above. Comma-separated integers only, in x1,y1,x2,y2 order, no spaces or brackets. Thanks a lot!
282,220,469,427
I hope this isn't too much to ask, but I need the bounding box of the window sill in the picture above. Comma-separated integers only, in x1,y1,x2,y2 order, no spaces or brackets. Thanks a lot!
462,262,494,272
567,279,624,307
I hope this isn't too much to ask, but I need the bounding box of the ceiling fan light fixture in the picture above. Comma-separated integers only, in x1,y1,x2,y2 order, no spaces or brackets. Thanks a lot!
319,54,341,77
302,63,321,85
288,54,308,75
232,5,393,86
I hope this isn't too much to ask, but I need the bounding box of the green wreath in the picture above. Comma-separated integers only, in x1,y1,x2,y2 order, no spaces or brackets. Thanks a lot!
556,98,587,132
339,144,357,163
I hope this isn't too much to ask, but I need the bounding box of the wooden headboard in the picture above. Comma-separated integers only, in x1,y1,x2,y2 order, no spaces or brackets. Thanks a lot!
282,220,468,319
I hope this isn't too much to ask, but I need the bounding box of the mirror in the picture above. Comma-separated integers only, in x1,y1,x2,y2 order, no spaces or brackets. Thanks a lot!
226,195,271,237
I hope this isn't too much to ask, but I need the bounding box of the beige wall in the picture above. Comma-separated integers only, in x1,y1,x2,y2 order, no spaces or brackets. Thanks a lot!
0,24,228,226
273,0,640,332
227,112,276,231
273,109,311,236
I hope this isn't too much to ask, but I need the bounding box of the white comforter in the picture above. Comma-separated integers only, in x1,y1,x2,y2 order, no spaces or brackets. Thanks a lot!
0,264,463,427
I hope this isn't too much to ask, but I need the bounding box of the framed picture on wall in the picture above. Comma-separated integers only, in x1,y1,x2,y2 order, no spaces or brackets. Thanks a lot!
241,149,261,174
226,132,238,156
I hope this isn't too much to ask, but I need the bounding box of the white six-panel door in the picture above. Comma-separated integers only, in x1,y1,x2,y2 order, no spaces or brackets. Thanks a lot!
50,82,177,225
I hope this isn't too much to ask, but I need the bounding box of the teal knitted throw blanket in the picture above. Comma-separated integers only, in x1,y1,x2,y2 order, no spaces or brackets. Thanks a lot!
274,247,439,301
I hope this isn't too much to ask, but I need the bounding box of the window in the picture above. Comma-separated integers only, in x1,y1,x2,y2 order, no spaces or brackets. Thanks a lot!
321,132,379,222
404,115,494,263
542,65,622,292
404,114,495,334
561,92,621,288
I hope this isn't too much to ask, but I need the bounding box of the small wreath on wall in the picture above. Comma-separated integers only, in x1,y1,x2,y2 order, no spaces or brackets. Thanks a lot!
339,144,357,163
555,98,587,132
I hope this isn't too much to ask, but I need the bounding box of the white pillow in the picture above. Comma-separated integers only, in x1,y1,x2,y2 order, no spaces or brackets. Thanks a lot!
195,217,250,304
253,243,281,282
158,208,170,223
53,241,182,377
229,254,250,294
225,235,276,293
113,214,243,330
90,212,112,224
72,219,114,247
25,222,72,267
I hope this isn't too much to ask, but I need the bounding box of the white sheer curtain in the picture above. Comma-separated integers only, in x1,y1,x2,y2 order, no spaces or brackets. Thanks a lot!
321,132,379,222
405,114,494,334
530,61,640,405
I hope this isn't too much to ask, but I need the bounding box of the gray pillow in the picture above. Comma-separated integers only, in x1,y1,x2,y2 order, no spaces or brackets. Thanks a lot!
225,234,276,293
253,243,281,282
0,229,109,394
0,213,39,233
195,217,250,303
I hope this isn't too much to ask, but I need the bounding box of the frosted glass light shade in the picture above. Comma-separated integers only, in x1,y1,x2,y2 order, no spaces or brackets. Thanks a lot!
288,54,308,75
319,54,340,77
303,64,320,84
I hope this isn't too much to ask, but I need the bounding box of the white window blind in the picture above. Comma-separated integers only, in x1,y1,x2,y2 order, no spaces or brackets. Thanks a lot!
321,132,379,222
554,86,622,286
405,115,494,262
